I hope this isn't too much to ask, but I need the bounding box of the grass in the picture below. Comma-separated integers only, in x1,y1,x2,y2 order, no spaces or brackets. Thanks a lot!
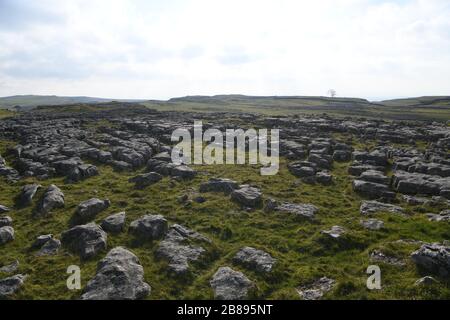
1,131,449,300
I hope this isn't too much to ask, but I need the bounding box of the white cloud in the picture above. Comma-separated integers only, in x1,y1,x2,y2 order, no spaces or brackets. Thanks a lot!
0,0,449,100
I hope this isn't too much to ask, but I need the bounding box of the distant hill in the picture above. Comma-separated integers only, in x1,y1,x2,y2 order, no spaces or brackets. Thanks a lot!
0,95,145,110
379,96,450,107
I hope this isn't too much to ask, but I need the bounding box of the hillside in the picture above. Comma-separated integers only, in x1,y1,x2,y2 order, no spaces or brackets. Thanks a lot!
0,95,145,111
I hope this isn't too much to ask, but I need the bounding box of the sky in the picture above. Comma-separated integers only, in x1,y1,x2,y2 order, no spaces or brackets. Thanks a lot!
0,0,449,101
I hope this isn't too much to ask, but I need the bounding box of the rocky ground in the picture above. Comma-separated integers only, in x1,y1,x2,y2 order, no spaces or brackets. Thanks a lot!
0,102,449,300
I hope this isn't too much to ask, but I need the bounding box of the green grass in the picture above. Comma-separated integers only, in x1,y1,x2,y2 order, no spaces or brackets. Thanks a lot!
1,134,449,300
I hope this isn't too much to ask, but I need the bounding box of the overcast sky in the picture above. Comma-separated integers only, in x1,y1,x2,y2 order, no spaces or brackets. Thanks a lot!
0,0,449,100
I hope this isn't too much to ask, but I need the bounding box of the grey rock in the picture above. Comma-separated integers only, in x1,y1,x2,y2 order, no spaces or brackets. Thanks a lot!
75,198,110,223
36,238,61,256
199,178,239,194
81,247,151,300
360,200,404,215
411,243,450,277
273,202,318,220
210,267,254,300
0,215,12,227
358,170,390,185
61,223,107,259
18,184,41,207
35,184,64,217
233,247,276,273
316,171,332,185
296,277,335,300
0,274,27,298
352,180,395,200
414,276,438,286
0,205,10,213
360,219,384,230
101,212,126,233
370,250,405,266
156,224,208,275
231,186,262,207
321,225,345,239
0,226,14,245
32,234,53,249
129,214,168,240
332,150,351,162
0,260,19,273
427,209,450,222
129,172,162,189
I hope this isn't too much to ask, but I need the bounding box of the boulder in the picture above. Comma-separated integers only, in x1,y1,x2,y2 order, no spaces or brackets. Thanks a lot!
61,223,107,259
81,247,151,300
231,186,262,207
0,215,12,227
352,180,395,200
101,212,126,233
18,184,41,207
316,171,332,185
36,238,61,256
129,214,168,240
233,247,276,273
74,198,110,224
0,205,10,213
35,184,64,217
358,170,390,185
31,234,53,249
199,178,239,194
0,226,14,245
129,172,162,189
0,274,27,298
210,267,254,300
411,243,450,277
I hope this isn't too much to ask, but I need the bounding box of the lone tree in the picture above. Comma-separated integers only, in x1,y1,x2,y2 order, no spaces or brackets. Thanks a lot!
327,89,337,98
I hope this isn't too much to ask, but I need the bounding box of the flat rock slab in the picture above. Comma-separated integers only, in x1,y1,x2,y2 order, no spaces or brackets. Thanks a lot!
0,205,10,213
156,224,208,275
411,243,450,277
296,277,335,300
129,214,168,240
81,247,151,300
360,219,384,230
61,223,107,259
0,274,27,298
360,200,404,215
233,247,276,273
272,202,318,220
370,250,405,266
75,198,110,224
101,212,126,233
210,267,254,300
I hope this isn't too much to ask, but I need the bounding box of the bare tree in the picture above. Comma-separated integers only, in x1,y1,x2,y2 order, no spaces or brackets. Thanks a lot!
327,89,337,98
